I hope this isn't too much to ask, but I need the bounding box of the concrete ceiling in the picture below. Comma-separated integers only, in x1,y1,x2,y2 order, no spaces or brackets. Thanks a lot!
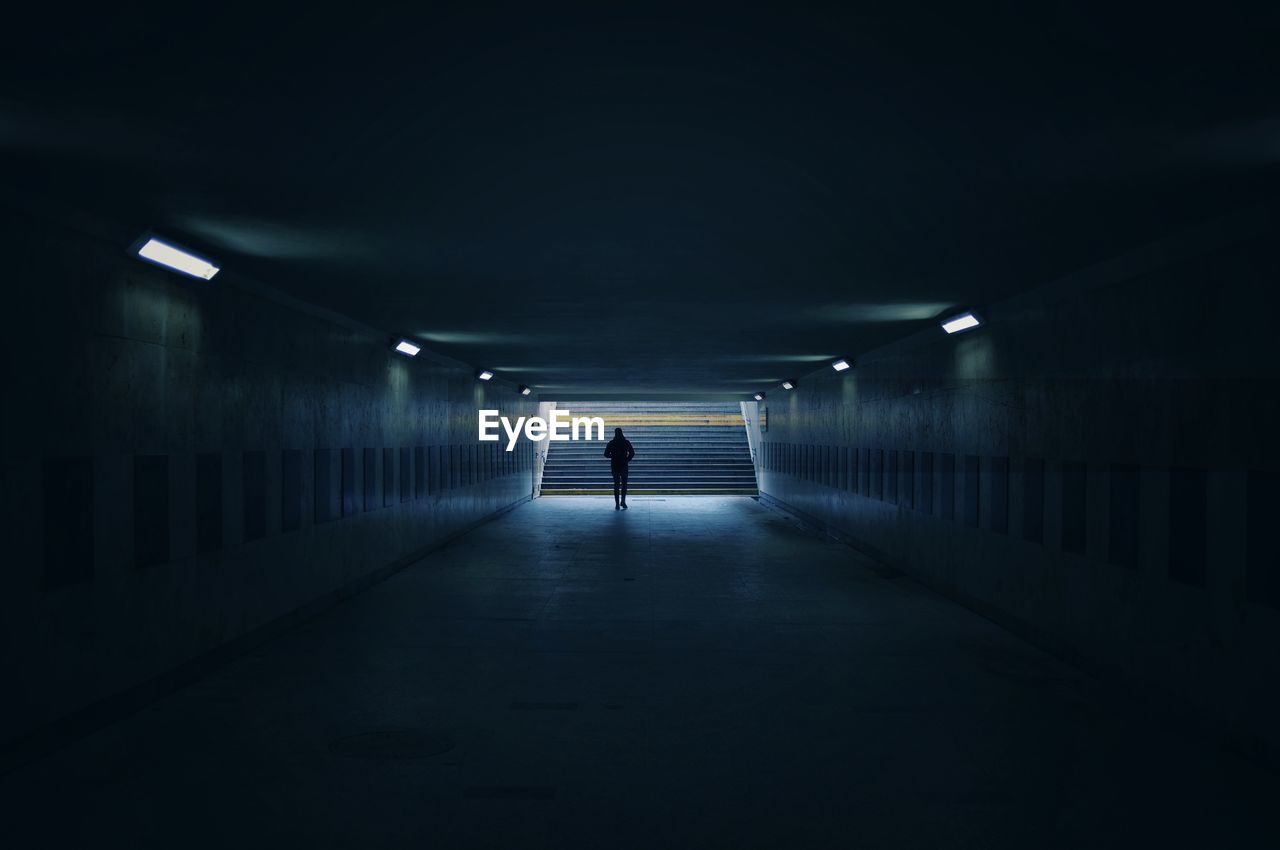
4,5,1279,395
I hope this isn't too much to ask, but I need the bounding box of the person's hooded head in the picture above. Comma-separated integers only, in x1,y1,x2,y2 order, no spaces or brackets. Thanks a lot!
614,427,625,441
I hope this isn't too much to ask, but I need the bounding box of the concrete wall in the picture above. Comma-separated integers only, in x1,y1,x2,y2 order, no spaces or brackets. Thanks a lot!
0,219,537,751
755,209,1280,762
740,401,761,468
533,401,556,495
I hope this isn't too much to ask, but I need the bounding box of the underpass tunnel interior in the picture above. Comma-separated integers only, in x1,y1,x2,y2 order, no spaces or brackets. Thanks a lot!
3,6,1280,847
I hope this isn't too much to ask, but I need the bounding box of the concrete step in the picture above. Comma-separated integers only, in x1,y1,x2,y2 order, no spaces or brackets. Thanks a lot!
541,488,759,496
544,461,755,468
544,479,758,483
548,444,748,450
541,401,757,496
562,416,744,426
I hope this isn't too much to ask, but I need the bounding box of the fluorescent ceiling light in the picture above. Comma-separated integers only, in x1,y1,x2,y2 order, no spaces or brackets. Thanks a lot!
941,312,982,334
782,380,795,390
477,370,494,381
753,393,764,401
136,237,219,280
518,385,531,396
832,358,851,371
393,339,421,357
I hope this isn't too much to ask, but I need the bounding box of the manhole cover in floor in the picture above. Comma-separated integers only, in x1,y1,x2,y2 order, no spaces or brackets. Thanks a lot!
329,729,455,759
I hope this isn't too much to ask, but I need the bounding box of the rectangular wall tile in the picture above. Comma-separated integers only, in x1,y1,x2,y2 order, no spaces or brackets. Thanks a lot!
430,445,443,492
941,453,956,520
1023,457,1044,544
871,450,883,500
887,450,898,504
43,456,94,588
902,451,914,509
363,447,378,510
341,448,356,517
242,450,267,543
134,454,170,568
1108,463,1140,568
415,446,426,497
1169,467,1207,587
314,449,334,523
962,455,980,528
383,448,396,507
340,448,355,514
921,452,934,515
196,452,223,554
399,447,411,502
990,456,1009,534
1061,461,1088,555
281,449,302,533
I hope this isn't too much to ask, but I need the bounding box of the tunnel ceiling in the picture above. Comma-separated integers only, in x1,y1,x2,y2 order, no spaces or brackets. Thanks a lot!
4,5,1279,395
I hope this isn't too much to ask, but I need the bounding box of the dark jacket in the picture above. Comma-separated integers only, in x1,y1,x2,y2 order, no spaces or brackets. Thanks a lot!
604,438,635,472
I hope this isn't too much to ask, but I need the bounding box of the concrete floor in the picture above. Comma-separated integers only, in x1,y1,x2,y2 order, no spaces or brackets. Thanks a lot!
5,497,1277,848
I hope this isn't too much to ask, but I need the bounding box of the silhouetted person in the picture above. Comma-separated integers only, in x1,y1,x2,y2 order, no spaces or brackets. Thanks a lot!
604,427,635,509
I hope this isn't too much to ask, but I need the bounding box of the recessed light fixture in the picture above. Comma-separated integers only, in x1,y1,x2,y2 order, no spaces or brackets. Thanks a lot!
941,312,983,334
392,339,421,357
782,380,795,390
134,236,219,280
477,370,494,381
832,358,851,371
518,385,532,396
754,392,765,401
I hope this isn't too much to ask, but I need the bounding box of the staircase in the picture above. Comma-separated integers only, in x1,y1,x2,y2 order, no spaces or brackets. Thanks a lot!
539,401,758,496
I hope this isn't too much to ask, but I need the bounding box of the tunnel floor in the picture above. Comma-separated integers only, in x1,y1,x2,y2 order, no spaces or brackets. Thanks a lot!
6,497,1277,848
